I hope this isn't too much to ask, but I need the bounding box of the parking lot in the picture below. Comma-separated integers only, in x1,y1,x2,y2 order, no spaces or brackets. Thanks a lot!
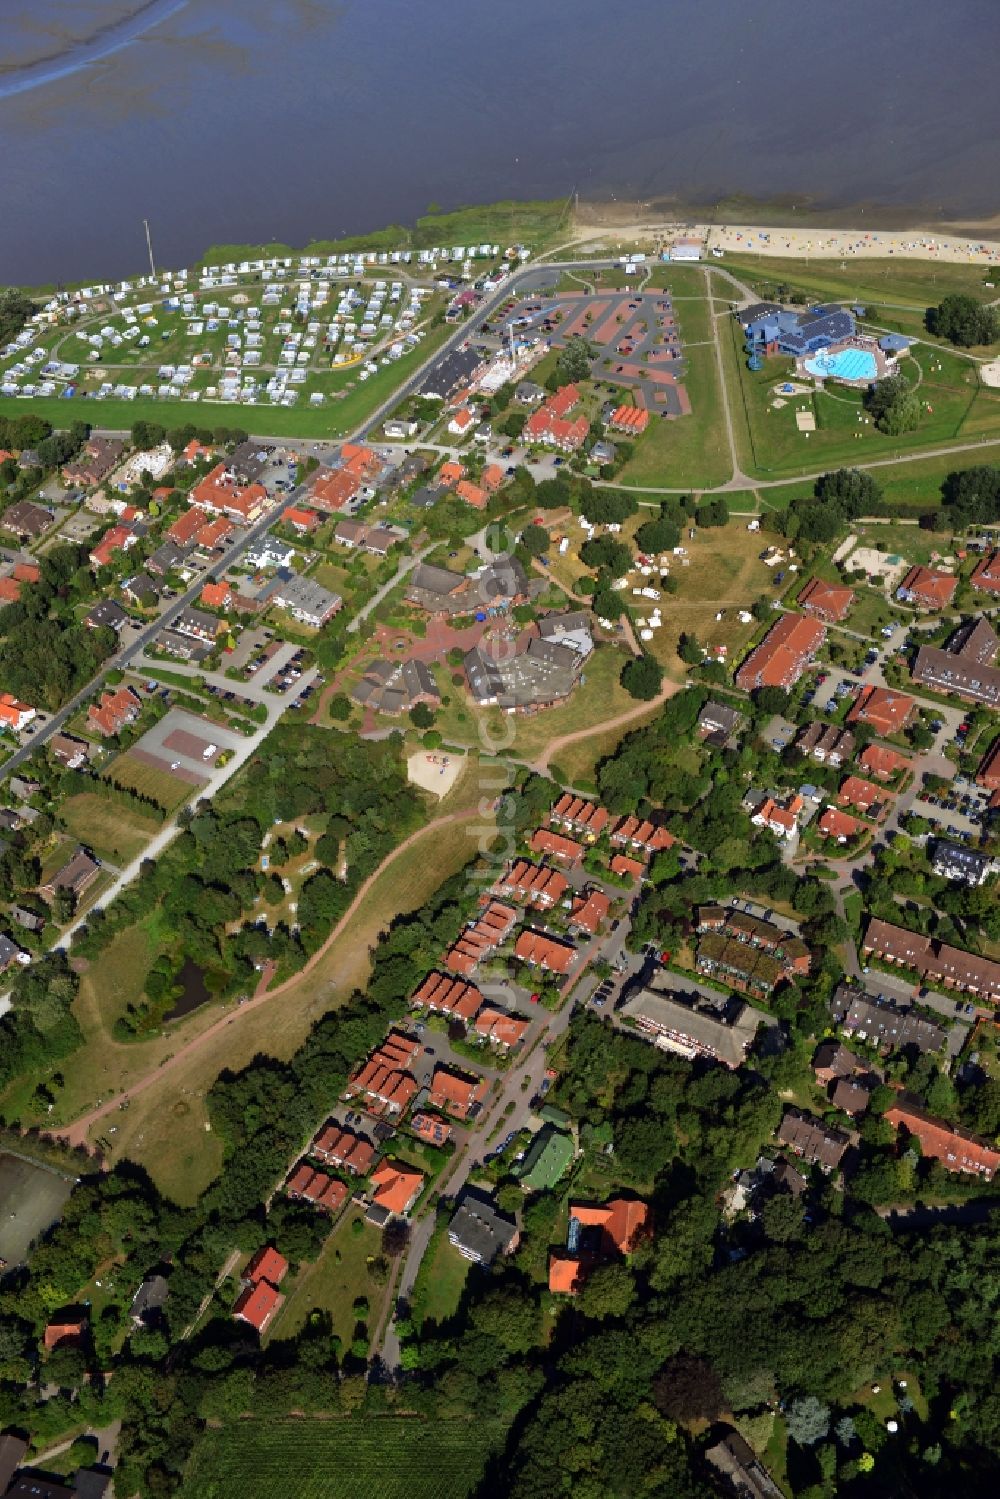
129,707,246,780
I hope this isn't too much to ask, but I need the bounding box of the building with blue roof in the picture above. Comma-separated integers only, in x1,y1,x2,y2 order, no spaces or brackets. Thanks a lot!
878,332,912,354
740,303,857,358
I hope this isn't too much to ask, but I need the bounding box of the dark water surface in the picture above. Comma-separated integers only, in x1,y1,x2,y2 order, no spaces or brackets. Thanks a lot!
2,0,999,285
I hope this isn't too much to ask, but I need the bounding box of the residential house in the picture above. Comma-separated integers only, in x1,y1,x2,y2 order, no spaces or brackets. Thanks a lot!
448,406,476,437
705,1430,784,1499
41,848,100,902
930,839,992,887
310,466,361,514
480,463,506,493
0,693,35,733
130,1274,169,1326
550,794,610,840
795,721,856,765
847,684,916,737
831,983,946,1057
861,918,1000,1002
607,405,649,436
797,575,855,622
173,606,221,645
912,616,1000,707
263,571,342,627
609,815,674,857
233,1244,288,1335
368,1160,424,1217
49,733,89,769
859,743,910,782
311,1123,376,1176
735,613,825,691
970,548,1000,597
885,1097,1000,1179
448,1194,520,1265
244,538,294,571
436,459,466,489
495,858,570,909
528,827,584,864
11,905,46,933
1,501,53,540
410,1112,454,1146
285,1164,349,1215
696,699,744,747
515,380,545,405
121,572,162,609
514,928,576,974
445,900,517,975
190,463,268,524
412,970,484,1024
282,505,320,534
0,935,30,972
88,685,141,737
344,1032,422,1118
455,479,488,509
62,436,125,487
896,564,957,611
334,518,370,549
200,581,232,611
146,540,191,576
812,1040,868,1087
611,852,645,880
777,1109,849,1172
568,886,611,936
473,1006,530,1050
831,1077,874,1117
524,384,589,452
548,1197,651,1295
976,734,1000,791
750,792,803,841
836,775,885,815
428,1064,489,1121
43,1311,89,1351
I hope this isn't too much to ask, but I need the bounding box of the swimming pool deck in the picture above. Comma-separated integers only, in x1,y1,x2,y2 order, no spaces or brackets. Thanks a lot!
799,335,894,387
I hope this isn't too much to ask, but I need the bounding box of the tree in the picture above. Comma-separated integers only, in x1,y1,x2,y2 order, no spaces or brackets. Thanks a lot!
408,701,435,730
557,337,594,384
927,294,999,348
652,1353,724,1423
635,516,681,554
751,685,789,715
579,489,637,526
865,374,920,436
519,523,549,558
695,497,728,528
785,1395,831,1446
579,1263,636,1320
621,654,663,701
131,420,166,450
580,535,631,576
328,693,352,721
678,632,703,666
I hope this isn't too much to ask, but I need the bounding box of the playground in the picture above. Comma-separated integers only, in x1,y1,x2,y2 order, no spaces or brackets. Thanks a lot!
407,750,465,798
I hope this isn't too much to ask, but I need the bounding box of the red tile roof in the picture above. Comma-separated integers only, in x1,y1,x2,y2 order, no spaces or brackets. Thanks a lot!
569,887,611,935
245,1245,289,1286
12,561,39,584
437,460,465,488
899,564,957,609
847,684,916,736
0,578,21,603
428,1064,489,1119
817,806,865,842
610,853,645,881
611,816,674,854
797,575,855,622
283,505,320,531
970,549,1000,596
735,613,825,691
858,744,910,781
167,507,205,544
551,793,610,838
473,1006,530,1048
571,1198,651,1255
548,1254,587,1295
977,735,1000,790
455,479,488,509
370,1160,424,1215
498,858,570,908
608,405,649,434
411,970,483,1022
886,1102,1000,1178
514,928,576,974
444,901,517,974
480,463,506,492
310,467,360,512
311,1124,376,1175
233,1280,283,1334
837,775,884,813
528,828,585,863
547,384,581,417
88,685,140,737
191,463,268,522
200,581,232,610
344,1031,421,1116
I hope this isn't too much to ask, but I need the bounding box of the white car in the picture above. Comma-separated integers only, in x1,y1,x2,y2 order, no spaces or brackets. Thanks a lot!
203,743,218,759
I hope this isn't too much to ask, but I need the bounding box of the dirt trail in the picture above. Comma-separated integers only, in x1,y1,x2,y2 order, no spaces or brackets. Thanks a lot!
535,679,678,773
56,808,483,1150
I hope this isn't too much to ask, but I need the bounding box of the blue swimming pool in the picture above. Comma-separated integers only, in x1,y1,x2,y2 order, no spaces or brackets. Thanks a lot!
804,347,878,382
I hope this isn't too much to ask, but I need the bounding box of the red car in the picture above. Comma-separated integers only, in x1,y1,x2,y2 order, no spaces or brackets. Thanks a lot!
529,992,540,1004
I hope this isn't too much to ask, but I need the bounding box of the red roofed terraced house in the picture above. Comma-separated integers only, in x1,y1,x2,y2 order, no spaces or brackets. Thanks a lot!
608,405,650,436
528,828,585,865
200,581,232,610
611,852,646,881
89,524,138,571
568,887,612,937
190,463,268,524
515,928,577,975
455,479,488,510
797,576,855,623
735,613,826,691
970,549,1000,597
444,901,517,976
285,1164,349,1215
0,693,36,733
311,1123,376,1176
896,564,957,611
885,1100,1000,1179
309,467,360,514
343,1031,421,1117
862,918,1000,1003
817,806,865,844
436,460,466,489
411,971,484,1024
549,1198,652,1295
976,736,1000,795
847,684,916,737
495,858,570,910
859,744,911,782
610,816,675,858
474,1006,530,1051
429,1064,490,1121
550,794,611,841
233,1245,288,1336
524,384,589,452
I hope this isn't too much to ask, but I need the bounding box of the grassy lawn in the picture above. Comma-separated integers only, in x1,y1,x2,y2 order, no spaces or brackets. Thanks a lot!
59,793,162,865
91,809,492,1204
411,1229,472,1330
554,703,665,790
616,341,732,489
184,1415,506,1499
272,1213,391,1349
105,751,195,812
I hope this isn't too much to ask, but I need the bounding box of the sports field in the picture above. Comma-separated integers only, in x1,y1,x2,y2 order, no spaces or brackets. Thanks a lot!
184,1416,505,1499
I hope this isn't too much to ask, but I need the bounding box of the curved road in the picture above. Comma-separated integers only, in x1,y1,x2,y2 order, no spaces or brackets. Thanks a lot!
534,677,680,774
57,805,483,1149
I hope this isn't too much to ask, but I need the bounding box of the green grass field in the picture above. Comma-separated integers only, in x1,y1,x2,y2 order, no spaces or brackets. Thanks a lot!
59,792,162,864
410,1230,472,1330
183,1416,506,1499
273,1214,390,1348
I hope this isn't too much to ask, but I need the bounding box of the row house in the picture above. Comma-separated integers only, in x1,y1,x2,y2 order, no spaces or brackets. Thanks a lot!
444,901,517,976
494,858,569,910
411,970,484,1024
343,1031,421,1117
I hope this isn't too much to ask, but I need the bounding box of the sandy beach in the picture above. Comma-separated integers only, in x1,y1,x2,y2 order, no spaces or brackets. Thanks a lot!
570,216,1000,268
